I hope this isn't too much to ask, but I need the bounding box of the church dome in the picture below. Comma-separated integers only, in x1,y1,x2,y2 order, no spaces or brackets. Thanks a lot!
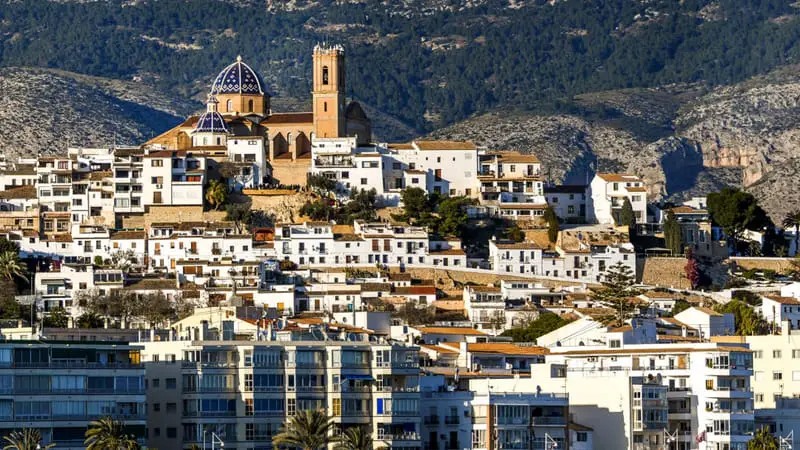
194,111,229,134
210,55,265,96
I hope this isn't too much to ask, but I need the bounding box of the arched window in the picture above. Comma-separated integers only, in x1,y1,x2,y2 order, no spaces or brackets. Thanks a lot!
248,99,254,112
322,66,329,85
227,99,233,112
323,102,328,112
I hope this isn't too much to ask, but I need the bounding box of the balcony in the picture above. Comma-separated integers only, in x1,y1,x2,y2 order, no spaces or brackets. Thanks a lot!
444,416,460,425
530,416,567,426
378,432,420,442
424,415,439,425
314,158,354,168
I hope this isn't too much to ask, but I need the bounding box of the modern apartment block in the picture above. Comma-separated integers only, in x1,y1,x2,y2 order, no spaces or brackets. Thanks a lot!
587,173,648,225
532,343,754,450
0,340,146,449
139,322,422,450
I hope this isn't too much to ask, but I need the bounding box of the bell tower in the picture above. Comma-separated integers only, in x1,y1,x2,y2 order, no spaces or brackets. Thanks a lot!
312,44,346,139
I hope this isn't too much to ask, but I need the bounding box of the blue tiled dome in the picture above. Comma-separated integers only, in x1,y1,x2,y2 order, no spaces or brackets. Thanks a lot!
210,56,265,96
194,111,229,134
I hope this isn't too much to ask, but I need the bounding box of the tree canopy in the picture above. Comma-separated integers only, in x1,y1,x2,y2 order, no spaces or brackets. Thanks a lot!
707,188,772,247
501,312,572,343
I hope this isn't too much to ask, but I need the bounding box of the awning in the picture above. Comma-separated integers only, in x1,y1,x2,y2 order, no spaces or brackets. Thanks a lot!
342,374,374,381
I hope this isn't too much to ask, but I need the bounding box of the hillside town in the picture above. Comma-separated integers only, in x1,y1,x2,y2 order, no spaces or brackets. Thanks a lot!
0,45,798,450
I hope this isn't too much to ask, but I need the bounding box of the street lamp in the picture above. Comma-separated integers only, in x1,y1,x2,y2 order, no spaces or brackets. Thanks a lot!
211,432,224,450
544,433,558,450
664,428,678,450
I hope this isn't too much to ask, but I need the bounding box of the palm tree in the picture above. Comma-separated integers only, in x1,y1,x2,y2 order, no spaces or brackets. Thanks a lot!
748,426,778,450
783,210,800,255
0,251,26,281
3,428,54,450
272,409,334,450
335,426,372,450
84,417,139,450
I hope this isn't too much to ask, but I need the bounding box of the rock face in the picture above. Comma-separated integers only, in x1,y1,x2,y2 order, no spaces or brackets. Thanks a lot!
0,67,194,162
431,68,800,221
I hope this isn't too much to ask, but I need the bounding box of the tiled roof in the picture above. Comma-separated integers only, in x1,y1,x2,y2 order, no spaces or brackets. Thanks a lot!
0,185,36,199
261,112,313,124
419,326,486,336
419,344,459,354
469,285,501,293
393,286,436,296
467,343,549,355
432,300,464,311
692,306,722,317
596,173,642,182
413,140,477,151
124,279,177,290
429,248,465,255
554,345,750,356
109,230,146,240
763,295,800,305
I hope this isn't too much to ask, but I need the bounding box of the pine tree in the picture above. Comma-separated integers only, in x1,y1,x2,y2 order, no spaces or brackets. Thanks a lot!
663,210,683,255
619,198,636,228
543,205,560,243
593,262,640,326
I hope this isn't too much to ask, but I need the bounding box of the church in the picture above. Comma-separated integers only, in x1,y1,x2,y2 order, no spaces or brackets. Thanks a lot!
144,44,371,185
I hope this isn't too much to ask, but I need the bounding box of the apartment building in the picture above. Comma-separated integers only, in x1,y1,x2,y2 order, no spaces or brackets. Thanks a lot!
139,319,422,450
544,185,587,222
142,150,206,207
0,340,146,450
532,343,755,450
111,147,146,214
273,220,466,268
489,225,637,283
420,376,570,450
587,174,648,225
34,262,124,315
758,295,800,331
477,151,545,210
148,221,253,272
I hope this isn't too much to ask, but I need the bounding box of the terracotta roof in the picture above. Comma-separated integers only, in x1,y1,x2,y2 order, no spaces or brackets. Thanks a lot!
361,283,392,292
497,153,541,163
419,326,487,336
110,230,146,240
431,300,464,312
413,140,477,151
608,325,633,332
261,112,313,124
1,164,36,175
596,173,642,182
0,185,36,199
334,233,364,242
354,153,381,158
625,186,647,193
469,285,501,293
467,343,549,355
419,344,459,354
144,150,190,158
691,306,722,317
393,286,436,296
429,248,465,255
763,295,800,305
44,234,72,242
388,143,415,150
657,334,702,342
405,169,426,174
493,241,543,250
389,273,413,281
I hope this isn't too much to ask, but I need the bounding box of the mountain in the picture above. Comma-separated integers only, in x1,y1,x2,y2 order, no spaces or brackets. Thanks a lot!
2,0,800,132
430,66,800,221
0,67,194,162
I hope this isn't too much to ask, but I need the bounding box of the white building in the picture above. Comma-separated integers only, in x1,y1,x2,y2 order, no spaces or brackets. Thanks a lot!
673,307,736,338
587,174,647,225
142,149,206,207
544,185,587,222
759,295,800,331
533,343,755,450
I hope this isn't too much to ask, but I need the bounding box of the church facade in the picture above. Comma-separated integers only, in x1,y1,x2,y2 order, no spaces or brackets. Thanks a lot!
145,44,371,185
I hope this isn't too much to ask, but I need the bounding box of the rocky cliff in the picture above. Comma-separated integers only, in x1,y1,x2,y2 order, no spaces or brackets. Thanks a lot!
0,68,194,162
431,67,800,221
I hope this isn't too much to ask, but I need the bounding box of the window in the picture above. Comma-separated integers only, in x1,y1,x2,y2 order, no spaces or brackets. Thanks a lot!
774,372,783,380
322,66,329,84
166,403,177,413
166,378,177,389
152,379,160,388
248,99,254,112
361,178,367,185
774,350,782,358
576,432,588,442
792,349,800,359
227,99,233,112
153,403,161,412
332,398,341,416
167,428,177,439
324,102,328,112
151,160,163,167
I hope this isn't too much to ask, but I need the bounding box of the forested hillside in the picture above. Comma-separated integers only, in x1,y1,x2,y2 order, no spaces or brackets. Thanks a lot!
1,0,799,132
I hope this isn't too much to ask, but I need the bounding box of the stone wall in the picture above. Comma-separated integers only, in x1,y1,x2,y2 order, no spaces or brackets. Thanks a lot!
729,257,794,274
248,192,314,224
641,257,690,289
271,159,311,186
391,267,590,290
